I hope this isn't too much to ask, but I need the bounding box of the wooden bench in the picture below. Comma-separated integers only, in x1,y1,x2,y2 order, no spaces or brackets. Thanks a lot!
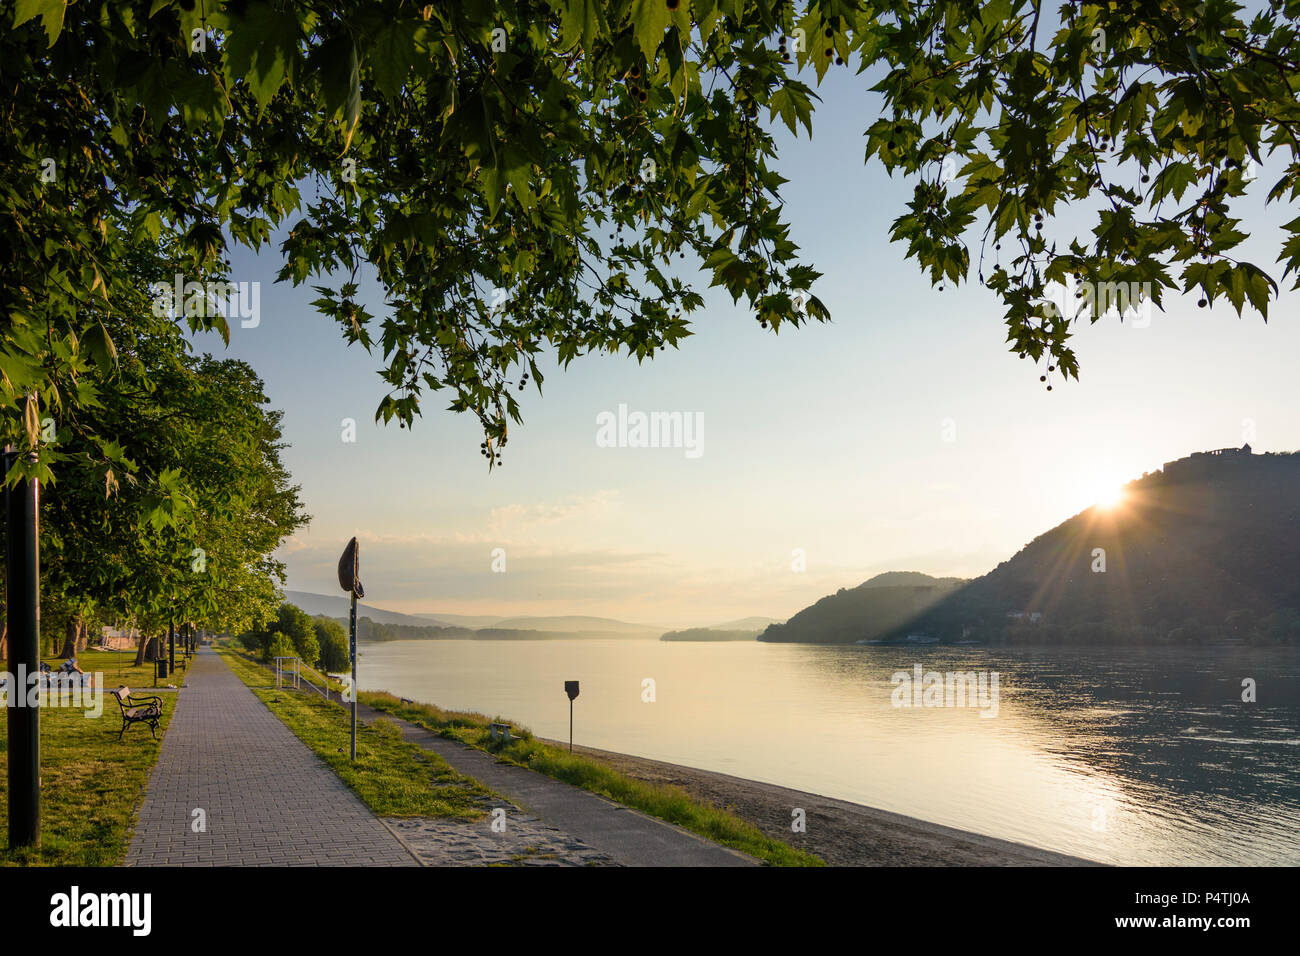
489,722,515,743
112,687,163,740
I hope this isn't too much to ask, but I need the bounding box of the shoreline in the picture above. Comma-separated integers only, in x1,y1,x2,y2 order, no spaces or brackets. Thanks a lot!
538,738,1100,866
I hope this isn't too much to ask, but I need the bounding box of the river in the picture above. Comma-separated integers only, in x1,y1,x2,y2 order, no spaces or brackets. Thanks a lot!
355,639,1300,865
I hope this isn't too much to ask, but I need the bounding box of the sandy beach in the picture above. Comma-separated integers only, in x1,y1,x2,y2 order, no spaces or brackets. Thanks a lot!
541,739,1099,866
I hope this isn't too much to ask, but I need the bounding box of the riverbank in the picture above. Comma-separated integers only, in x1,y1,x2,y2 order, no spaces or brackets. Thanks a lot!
539,739,1099,866
216,647,803,864
223,641,1095,865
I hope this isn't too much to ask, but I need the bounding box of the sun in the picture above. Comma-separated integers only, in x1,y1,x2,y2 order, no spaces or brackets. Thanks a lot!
1066,467,1133,515
1095,483,1126,510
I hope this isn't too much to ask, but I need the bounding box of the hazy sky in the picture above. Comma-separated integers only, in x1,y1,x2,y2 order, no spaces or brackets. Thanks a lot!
205,58,1300,629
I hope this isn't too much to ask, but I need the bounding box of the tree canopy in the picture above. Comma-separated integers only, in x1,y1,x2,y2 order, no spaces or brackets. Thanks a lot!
240,602,322,665
312,615,350,671
37,319,309,653
4,0,1299,482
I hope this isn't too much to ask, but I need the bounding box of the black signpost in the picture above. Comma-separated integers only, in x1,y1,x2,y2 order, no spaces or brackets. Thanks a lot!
565,680,580,753
338,537,364,761
5,446,40,849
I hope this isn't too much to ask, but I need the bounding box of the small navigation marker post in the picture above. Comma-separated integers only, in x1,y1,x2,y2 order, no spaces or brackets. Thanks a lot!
564,681,580,753
337,536,365,760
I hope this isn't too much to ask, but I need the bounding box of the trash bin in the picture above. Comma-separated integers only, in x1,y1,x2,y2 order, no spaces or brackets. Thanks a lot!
157,659,168,680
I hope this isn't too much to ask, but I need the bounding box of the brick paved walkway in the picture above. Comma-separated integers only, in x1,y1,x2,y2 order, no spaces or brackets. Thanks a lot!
126,648,416,866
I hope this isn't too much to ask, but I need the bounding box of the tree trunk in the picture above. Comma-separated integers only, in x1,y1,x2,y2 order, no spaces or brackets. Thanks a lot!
133,631,149,666
76,620,90,653
0,619,7,661
59,617,78,659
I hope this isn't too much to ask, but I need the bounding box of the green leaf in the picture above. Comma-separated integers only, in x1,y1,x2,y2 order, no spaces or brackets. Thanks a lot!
630,0,672,62
83,321,118,372
314,33,352,118
370,22,418,98
342,43,361,152
13,0,66,46
480,165,505,214
561,0,606,51
223,1,302,111
174,72,226,133
1150,161,1199,203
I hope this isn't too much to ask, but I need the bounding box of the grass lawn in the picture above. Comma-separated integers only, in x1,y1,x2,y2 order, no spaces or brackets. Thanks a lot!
217,647,492,818
0,677,178,866
359,692,825,867
41,646,189,689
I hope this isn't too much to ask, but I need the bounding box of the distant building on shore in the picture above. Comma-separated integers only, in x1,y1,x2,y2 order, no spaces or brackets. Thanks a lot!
1006,611,1044,624
1161,444,1252,482
100,625,140,651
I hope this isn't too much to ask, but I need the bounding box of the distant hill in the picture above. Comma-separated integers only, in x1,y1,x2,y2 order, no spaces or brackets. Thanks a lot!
762,448,1300,645
351,617,658,643
474,628,655,640
661,628,761,642
757,572,966,644
854,571,967,590
902,447,1300,644
659,616,783,641
285,593,660,638
709,616,784,631
413,612,506,629
491,615,661,635
286,590,449,627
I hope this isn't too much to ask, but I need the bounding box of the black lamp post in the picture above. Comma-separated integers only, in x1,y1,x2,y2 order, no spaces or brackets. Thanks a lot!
5,446,40,849
337,536,364,760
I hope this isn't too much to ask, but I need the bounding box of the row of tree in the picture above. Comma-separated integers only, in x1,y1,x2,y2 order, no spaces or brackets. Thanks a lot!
237,604,350,673
0,300,309,662
353,618,476,642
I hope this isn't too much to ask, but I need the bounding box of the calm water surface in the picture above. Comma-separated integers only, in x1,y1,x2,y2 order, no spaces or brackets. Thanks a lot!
357,640,1300,865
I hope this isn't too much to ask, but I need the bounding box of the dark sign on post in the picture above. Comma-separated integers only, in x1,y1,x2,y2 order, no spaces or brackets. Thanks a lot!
564,680,579,753
337,536,364,598
337,536,364,760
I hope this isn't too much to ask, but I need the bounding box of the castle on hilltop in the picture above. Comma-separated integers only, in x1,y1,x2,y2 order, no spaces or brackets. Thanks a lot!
1161,444,1252,481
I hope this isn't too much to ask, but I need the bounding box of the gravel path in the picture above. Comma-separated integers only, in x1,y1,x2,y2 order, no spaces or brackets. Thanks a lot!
382,813,617,866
